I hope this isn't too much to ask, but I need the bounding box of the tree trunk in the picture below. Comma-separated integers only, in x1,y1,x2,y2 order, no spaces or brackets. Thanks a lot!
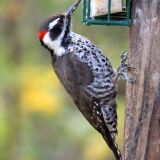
125,1,160,160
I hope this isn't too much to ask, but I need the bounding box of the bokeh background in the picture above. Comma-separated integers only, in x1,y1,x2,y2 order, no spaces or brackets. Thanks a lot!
0,0,129,160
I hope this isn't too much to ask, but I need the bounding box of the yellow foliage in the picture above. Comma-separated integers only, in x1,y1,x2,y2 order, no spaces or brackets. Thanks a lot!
20,66,64,114
83,136,112,160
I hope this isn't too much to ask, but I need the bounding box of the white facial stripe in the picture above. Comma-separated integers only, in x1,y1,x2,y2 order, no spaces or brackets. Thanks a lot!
49,18,60,30
43,32,65,56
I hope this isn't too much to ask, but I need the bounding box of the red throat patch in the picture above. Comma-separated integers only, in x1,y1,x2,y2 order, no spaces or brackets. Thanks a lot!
38,31,48,40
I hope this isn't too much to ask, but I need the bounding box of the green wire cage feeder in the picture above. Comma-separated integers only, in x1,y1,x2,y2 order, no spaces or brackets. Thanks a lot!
83,0,131,26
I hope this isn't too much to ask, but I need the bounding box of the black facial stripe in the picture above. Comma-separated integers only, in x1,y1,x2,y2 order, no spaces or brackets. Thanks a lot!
40,40,52,52
49,24,63,40
39,14,65,40
40,40,57,61
61,17,71,47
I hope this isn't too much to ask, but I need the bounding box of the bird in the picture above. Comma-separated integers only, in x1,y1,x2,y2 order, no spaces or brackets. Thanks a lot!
37,0,134,159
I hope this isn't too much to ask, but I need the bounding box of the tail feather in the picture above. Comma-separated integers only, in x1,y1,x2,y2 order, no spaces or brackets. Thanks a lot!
88,97,122,159
101,127,122,160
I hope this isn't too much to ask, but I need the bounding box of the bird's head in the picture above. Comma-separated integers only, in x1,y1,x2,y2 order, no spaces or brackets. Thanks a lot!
38,0,81,54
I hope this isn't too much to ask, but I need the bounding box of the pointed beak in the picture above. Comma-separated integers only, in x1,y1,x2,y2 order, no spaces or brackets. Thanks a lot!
66,0,81,16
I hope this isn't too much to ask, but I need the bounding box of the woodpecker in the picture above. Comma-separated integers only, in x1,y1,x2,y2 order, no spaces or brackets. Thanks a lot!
38,0,133,159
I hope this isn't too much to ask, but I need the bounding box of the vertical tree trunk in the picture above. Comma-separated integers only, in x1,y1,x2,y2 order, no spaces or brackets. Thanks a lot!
125,1,160,160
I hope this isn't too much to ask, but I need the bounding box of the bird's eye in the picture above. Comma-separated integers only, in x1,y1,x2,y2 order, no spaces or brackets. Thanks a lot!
58,18,63,24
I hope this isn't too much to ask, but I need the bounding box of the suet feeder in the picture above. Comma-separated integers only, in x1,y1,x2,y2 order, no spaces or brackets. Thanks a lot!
83,0,131,26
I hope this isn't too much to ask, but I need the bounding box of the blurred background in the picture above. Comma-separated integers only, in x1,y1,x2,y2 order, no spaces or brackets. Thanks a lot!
0,0,129,160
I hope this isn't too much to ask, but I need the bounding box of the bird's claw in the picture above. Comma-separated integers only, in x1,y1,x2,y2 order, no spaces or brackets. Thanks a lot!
116,51,135,83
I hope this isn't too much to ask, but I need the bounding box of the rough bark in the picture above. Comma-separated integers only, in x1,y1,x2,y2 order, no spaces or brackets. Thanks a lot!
125,0,160,160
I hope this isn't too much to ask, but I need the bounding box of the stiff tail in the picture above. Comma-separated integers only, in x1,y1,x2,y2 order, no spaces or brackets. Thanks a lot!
113,141,122,160
101,119,122,160
102,129,122,160
90,98,122,159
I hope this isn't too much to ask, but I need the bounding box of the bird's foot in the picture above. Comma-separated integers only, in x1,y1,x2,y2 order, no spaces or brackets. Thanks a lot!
116,51,135,83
